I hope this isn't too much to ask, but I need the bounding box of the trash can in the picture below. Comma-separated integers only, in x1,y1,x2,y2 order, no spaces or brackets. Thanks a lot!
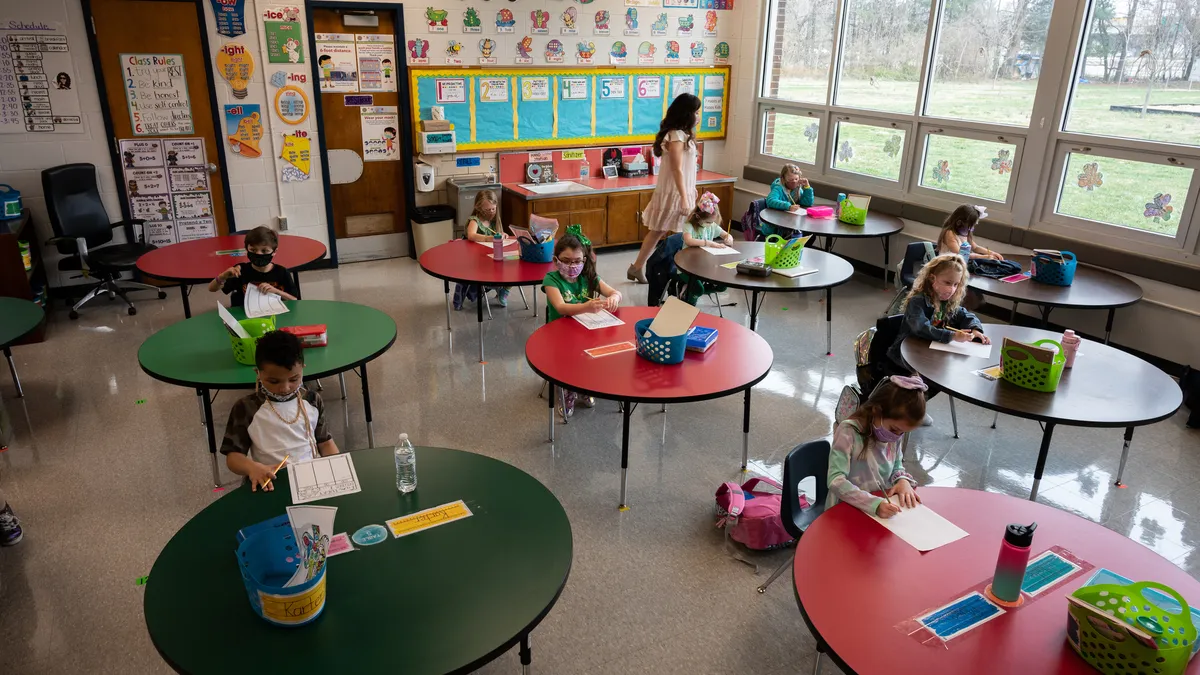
446,176,502,238
411,205,456,257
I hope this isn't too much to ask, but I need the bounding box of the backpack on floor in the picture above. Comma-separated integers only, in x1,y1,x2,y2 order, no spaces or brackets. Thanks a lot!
740,198,767,241
714,477,807,551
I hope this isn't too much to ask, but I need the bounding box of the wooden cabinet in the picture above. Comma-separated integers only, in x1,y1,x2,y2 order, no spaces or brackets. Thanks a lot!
638,191,653,240
606,192,642,245
0,210,47,344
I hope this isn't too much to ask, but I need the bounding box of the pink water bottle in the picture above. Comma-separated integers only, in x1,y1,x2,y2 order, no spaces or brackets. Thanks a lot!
492,233,504,260
1061,329,1080,368
990,522,1036,603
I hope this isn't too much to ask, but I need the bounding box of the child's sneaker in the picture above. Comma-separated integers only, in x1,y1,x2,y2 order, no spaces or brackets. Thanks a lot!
0,503,23,547
557,388,576,421
495,288,510,307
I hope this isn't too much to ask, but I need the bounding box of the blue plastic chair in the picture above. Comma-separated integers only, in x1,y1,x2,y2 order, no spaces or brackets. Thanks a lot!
756,439,830,593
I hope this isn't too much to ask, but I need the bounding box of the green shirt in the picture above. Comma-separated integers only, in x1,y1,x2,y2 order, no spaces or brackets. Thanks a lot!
469,216,499,238
543,271,590,321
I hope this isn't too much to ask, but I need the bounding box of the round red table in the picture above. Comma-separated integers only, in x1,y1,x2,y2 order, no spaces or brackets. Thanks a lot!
794,487,1200,675
136,234,328,318
419,240,554,363
525,306,773,509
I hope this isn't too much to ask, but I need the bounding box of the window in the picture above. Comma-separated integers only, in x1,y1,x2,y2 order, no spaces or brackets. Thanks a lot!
762,0,838,104
834,0,931,113
762,111,820,165
831,120,907,182
1055,152,1193,237
924,0,1053,126
918,132,1018,203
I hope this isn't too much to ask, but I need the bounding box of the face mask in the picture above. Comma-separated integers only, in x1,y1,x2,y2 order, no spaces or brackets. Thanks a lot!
248,251,274,267
873,424,903,444
556,259,584,279
955,225,974,237
261,384,299,403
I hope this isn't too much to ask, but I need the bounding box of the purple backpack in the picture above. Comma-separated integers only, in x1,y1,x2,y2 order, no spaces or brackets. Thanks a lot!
714,476,809,550
740,198,766,241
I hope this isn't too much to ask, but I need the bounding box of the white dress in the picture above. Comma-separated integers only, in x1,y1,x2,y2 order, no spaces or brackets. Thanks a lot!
641,130,697,233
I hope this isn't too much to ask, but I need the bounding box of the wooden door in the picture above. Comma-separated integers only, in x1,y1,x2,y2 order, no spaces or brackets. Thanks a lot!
572,209,607,247
606,192,641,245
90,0,230,236
311,8,406,240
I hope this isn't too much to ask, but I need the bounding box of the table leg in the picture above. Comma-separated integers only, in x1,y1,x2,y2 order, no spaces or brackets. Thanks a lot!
518,286,529,310
620,400,633,511
338,373,346,400
812,651,823,675
1029,422,1056,501
991,411,999,429
949,396,959,439
4,347,23,398
180,284,192,319
1115,426,1134,487
360,366,375,448
476,284,485,363
749,290,761,332
201,388,220,488
825,236,836,253
443,280,452,331
825,287,833,356
196,389,206,425
519,634,532,675
742,388,751,470
547,384,555,442
881,235,890,289
1040,305,1053,328
1010,301,1019,325
292,270,302,300
1105,307,1116,345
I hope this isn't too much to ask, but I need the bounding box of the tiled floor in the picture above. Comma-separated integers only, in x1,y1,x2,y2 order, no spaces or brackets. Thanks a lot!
0,249,1197,674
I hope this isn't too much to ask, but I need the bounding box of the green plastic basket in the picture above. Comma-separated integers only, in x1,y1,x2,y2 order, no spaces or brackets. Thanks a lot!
1067,581,1195,675
1001,338,1065,392
838,197,869,226
229,316,277,365
763,235,804,269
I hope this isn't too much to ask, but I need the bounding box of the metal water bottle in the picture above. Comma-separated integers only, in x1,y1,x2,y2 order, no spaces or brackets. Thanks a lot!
991,522,1036,602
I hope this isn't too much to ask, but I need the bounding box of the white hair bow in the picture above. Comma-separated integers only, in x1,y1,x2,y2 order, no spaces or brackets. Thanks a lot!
974,205,989,219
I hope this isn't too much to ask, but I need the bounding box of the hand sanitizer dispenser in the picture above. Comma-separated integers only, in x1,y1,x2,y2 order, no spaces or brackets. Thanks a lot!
415,162,435,192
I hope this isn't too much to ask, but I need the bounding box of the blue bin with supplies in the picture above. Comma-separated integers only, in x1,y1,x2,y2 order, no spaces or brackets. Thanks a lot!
236,521,327,627
0,184,22,220
519,238,554,263
1031,250,1077,286
635,318,687,365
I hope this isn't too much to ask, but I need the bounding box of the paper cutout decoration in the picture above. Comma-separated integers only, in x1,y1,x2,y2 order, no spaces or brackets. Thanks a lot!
545,39,565,63
270,71,287,87
262,6,303,63
447,41,464,57
217,44,256,99
464,7,482,32
407,38,430,59
704,10,718,33
426,7,449,32
517,36,535,60
274,85,309,125
804,122,818,142
992,149,1012,175
532,9,551,33
714,41,729,62
678,14,694,34
637,41,656,64
837,140,854,163
496,9,516,31
611,41,629,58
883,134,902,158
689,41,706,62
479,38,497,58
595,10,611,33
665,40,680,62
577,41,596,62
1145,193,1173,222
626,8,639,31
281,165,308,183
651,13,668,34
562,7,578,31
1076,162,1103,191
224,104,263,158
933,159,951,183
210,0,247,38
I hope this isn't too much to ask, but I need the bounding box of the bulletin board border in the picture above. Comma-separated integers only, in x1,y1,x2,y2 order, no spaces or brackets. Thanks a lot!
409,66,731,151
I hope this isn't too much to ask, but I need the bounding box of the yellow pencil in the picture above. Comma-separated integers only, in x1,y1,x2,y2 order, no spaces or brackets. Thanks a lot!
261,454,290,489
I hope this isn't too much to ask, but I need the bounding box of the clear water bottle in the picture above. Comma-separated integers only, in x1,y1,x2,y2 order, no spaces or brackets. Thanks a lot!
395,433,417,493
959,241,972,264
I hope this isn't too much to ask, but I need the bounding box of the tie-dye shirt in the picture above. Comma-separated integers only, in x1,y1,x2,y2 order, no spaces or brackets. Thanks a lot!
825,419,916,515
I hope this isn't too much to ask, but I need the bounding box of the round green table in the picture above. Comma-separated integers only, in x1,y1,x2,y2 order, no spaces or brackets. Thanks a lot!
0,297,45,398
145,446,573,675
138,300,397,486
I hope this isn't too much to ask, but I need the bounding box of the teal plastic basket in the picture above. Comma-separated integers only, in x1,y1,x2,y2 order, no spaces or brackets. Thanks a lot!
236,522,327,627
519,239,554,263
1032,251,1077,286
635,318,687,365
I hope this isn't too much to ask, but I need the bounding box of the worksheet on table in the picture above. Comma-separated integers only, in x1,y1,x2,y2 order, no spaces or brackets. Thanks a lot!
929,339,993,359
700,246,741,256
288,454,362,505
573,309,624,330
244,283,290,318
869,499,969,551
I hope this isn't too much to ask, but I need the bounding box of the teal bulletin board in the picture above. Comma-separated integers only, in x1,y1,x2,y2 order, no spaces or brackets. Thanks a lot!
409,66,731,151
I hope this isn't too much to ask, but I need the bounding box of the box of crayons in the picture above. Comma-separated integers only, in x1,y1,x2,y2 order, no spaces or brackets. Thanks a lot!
686,326,718,353
280,324,328,348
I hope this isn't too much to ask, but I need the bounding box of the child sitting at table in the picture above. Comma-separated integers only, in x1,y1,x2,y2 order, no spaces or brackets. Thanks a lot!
220,331,339,491
453,190,512,310
761,164,814,237
543,228,621,420
208,225,298,307
827,375,926,519
678,191,732,306
937,204,1004,261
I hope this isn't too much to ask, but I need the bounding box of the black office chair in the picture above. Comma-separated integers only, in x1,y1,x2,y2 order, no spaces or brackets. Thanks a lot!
42,163,164,318
884,241,935,316
756,439,830,593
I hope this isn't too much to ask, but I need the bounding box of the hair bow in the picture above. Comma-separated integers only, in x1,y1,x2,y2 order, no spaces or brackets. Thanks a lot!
566,223,591,247
974,205,989,220
698,191,719,215
889,375,929,392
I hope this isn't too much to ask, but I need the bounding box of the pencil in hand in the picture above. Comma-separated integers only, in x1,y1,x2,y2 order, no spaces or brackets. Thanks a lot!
261,454,290,490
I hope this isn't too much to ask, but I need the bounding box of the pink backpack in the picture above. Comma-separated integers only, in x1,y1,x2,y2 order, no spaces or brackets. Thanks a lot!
714,477,808,550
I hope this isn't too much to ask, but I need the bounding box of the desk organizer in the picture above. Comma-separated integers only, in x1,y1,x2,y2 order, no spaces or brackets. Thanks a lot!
635,318,687,365
763,235,804,270
230,316,277,365
519,239,554,263
236,520,327,627
1067,580,1195,675
838,194,870,226
1031,251,1077,286
1001,338,1064,392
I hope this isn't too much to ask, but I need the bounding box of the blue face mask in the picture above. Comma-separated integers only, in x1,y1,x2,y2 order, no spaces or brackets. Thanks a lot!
873,424,903,444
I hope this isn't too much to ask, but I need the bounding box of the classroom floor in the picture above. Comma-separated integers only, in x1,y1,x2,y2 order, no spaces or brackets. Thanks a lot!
1,249,1198,674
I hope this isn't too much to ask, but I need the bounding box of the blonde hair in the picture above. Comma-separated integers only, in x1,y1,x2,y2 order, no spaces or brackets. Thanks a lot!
472,190,501,228
904,253,969,316
780,164,802,182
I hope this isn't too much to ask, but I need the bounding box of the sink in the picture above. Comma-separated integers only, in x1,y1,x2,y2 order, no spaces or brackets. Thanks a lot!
518,181,594,195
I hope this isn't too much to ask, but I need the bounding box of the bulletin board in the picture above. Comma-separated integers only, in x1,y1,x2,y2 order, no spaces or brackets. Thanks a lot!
409,66,730,151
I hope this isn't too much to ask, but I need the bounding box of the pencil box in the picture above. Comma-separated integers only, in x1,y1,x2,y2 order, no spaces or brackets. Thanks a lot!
736,261,772,277
280,324,328,348
806,206,835,218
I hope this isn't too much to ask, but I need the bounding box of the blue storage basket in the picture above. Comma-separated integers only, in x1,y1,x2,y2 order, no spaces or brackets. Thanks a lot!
236,523,327,627
1032,251,1077,286
519,239,554,263
635,318,688,365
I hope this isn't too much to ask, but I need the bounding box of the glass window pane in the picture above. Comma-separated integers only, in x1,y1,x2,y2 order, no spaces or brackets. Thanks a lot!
763,0,838,103
1055,153,1193,236
762,111,820,165
1065,0,1200,146
919,134,1016,202
832,121,906,181
834,0,930,113
924,0,1053,126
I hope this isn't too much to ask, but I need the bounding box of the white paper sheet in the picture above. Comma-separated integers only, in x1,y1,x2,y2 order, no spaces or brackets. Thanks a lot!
218,302,249,338
700,245,741,255
929,339,993,359
245,283,291,318
647,296,700,337
868,499,969,552
288,454,362,505
771,266,818,278
283,505,337,587
473,238,518,249
573,309,624,330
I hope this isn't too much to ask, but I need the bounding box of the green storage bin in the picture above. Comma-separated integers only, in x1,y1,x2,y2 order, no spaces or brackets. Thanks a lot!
1067,581,1195,675
1001,338,1065,392
229,316,277,365
838,195,870,226
763,235,804,269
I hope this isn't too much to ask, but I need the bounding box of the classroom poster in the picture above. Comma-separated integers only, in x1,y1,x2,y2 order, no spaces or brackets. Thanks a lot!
261,6,304,63
178,217,217,242
167,166,209,192
131,196,173,223
172,192,214,220
600,77,626,98
561,77,587,100
521,76,549,101
702,95,722,112
479,77,509,102
223,103,263,157
163,138,205,166
124,168,168,196
355,35,396,92
279,133,311,180
360,106,399,162
120,136,212,246
315,33,358,92
636,76,661,98
210,0,248,37
435,78,466,103
119,139,163,168
0,19,84,133
273,85,308,124
672,75,695,99
120,53,193,136
144,219,176,247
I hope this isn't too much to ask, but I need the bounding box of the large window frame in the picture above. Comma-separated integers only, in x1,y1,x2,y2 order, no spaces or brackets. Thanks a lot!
750,0,1200,261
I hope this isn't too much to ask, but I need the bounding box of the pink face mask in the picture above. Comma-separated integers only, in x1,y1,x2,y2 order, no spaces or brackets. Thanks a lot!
555,259,584,279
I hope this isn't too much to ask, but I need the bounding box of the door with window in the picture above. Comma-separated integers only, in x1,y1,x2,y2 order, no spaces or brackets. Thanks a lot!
88,0,231,244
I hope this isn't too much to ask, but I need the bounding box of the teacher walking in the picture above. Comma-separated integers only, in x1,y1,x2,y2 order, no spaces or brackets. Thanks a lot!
627,93,701,284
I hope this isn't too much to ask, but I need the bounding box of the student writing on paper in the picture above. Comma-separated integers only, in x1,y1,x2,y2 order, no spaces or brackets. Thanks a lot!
543,230,620,419
453,190,512,310
678,192,732,305
220,331,339,492
208,226,297,308
760,164,814,237
827,376,926,519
